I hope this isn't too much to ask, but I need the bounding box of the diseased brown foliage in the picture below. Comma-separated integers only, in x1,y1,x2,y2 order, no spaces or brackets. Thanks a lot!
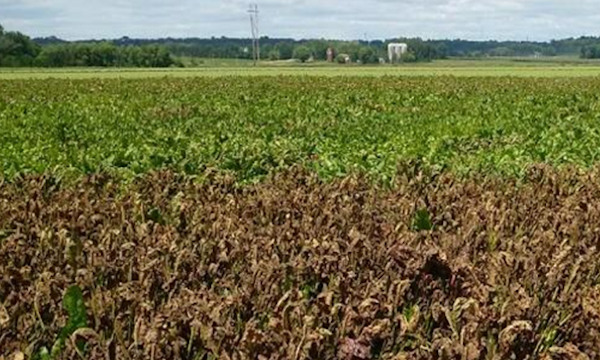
1,166,600,359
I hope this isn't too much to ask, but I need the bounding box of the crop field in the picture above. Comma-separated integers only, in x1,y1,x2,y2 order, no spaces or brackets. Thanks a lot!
3,75,600,359
4,62,600,79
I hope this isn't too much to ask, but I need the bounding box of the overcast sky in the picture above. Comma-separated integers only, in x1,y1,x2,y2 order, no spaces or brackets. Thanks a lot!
1,0,600,41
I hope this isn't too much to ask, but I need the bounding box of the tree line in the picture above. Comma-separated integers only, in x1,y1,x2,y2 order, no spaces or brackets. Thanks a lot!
581,45,600,59
4,22,600,67
104,37,444,63
37,43,176,67
88,36,600,62
0,24,40,66
0,24,177,67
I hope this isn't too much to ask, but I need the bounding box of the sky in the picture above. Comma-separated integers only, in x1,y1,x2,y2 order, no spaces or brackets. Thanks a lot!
1,0,600,41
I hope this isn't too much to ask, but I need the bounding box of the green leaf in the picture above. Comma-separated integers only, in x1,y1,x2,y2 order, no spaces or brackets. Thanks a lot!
50,285,88,357
147,207,165,225
403,304,416,322
412,208,433,231
38,347,51,360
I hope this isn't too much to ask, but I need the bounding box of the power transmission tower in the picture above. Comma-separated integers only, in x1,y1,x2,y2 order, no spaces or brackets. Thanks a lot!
248,4,260,66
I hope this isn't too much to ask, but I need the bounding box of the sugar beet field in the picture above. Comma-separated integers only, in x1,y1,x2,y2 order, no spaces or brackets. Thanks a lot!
3,76,600,359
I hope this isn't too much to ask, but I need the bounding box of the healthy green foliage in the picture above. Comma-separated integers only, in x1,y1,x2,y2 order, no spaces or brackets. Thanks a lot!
3,76,600,182
581,44,600,59
0,23,176,68
412,208,433,231
36,32,600,62
292,45,312,62
36,42,176,67
39,285,88,359
0,25,41,66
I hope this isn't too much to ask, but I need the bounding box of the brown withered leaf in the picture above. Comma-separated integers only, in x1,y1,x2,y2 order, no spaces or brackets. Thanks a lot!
361,319,391,342
339,338,371,360
0,305,9,328
2,167,600,359
499,320,534,353
543,344,590,360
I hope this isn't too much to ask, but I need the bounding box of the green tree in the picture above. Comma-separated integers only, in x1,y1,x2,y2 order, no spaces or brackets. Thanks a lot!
306,39,329,60
293,45,312,62
36,43,174,67
337,41,362,61
0,27,40,66
277,42,294,59
358,47,379,64
400,51,417,63
267,49,280,61
336,54,349,64
581,45,600,59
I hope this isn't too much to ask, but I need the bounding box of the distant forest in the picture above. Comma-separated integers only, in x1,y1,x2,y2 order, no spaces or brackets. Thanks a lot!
34,36,600,63
0,24,176,67
3,22,600,67
101,36,600,61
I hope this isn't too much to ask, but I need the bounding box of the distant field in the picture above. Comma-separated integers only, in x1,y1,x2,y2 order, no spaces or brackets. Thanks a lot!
3,57,600,79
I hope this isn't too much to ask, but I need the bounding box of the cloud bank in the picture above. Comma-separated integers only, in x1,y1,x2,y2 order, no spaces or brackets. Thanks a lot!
1,0,599,41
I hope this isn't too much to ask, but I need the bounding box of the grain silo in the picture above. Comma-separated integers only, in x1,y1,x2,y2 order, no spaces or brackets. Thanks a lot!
387,43,408,63
327,47,335,62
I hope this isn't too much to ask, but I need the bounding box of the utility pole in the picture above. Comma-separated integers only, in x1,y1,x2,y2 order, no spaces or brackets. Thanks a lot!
248,4,260,66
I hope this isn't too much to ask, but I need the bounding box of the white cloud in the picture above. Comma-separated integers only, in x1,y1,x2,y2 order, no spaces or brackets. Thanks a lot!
0,0,599,40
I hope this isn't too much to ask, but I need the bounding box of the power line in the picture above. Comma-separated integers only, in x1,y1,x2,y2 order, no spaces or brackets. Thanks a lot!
248,4,260,66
